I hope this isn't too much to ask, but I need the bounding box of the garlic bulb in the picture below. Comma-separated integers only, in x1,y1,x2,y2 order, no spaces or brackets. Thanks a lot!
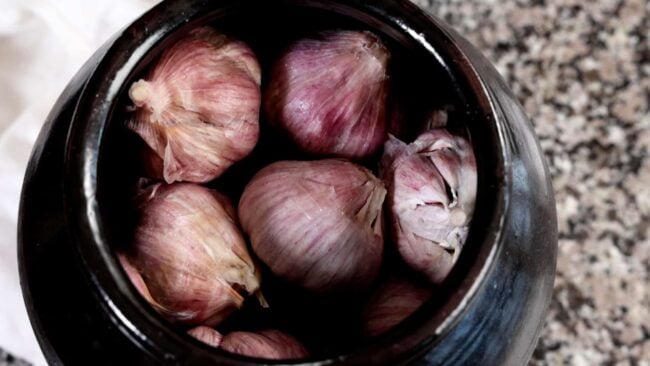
188,326,223,348
361,276,431,337
220,330,309,360
128,27,261,183
122,183,263,326
265,31,390,159
239,159,386,292
380,129,477,283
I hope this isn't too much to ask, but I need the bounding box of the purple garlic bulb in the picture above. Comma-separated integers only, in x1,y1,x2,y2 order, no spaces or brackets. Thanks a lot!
239,159,386,292
128,27,261,183
188,326,223,348
265,31,390,159
220,330,309,360
121,183,263,326
361,276,432,338
380,129,477,284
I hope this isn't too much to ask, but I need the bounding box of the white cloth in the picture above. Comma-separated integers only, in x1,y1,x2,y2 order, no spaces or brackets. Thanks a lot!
0,0,159,364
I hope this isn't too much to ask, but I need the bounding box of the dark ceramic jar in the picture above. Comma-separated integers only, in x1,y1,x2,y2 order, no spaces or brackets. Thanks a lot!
18,0,557,365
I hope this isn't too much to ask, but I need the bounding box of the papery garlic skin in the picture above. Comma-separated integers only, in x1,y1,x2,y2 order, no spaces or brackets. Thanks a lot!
124,183,262,326
118,253,169,314
361,277,432,338
128,27,261,183
188,326,223,348
265,31,390,159
220,330,309,360
239,159,386,292
380,130,477,284
411,130,477,217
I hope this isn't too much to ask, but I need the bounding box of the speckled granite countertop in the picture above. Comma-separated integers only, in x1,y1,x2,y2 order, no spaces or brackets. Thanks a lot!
3,0,648,365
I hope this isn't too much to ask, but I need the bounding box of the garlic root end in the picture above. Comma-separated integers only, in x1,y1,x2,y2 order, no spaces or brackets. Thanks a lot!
129,80,151,107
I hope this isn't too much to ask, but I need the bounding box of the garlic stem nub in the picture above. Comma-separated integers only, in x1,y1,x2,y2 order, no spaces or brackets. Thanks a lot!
450,208,467,227
129,80,150,107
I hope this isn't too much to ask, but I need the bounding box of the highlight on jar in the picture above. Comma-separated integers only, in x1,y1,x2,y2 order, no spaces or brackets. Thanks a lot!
116,25,477,361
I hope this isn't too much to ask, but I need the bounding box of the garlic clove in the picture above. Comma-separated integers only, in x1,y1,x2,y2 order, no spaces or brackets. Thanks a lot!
188,326,223,348
220,330,309,360
265,31,390,159
123,182,263,326
128,27,261,183
411,129,477,215
239,159,386,292
380,130,477,283
361,276,432,338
